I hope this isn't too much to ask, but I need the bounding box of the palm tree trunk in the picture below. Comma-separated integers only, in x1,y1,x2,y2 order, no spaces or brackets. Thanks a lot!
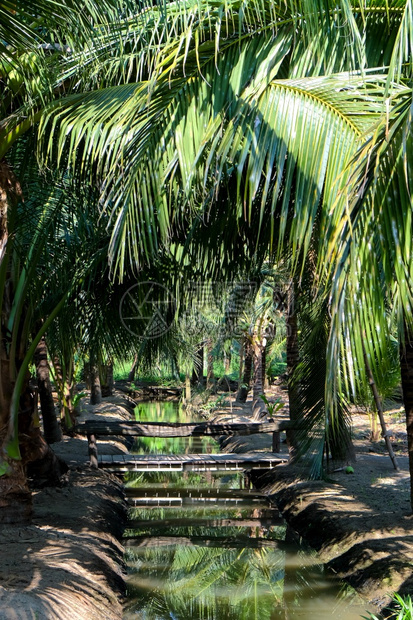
206,339,215,390
237,339,252,402
0,460,32,524
252,335,268,420
327,410,356,463
34,337,62,444
106,361,114,395
0,160,32,523
237,340,244,395
128,353,138,382
90,359,102,405
262,342,268,389
0,163,67,522
53,356,75,428
185,373,191,402
252,338,264,403
400,322,413,510
286,282,300,454
286,283,300,419
101,361,114,396
0,342,32,524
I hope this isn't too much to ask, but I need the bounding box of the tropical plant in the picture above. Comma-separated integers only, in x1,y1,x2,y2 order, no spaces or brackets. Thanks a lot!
363,593,413,620
36,0,413,503
0,0,138,520
259,396,283,418
3,0,413,510
0,152,83,519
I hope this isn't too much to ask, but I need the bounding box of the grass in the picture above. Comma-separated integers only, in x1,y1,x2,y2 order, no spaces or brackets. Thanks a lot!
363,594,413,620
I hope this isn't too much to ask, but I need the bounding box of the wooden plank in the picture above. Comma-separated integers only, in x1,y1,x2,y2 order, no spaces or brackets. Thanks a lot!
124,534,291,550
127,494,264,506
98,452,287,472
76,420,296,438
126,516,283,529
125,487,266,499
127,496,267,507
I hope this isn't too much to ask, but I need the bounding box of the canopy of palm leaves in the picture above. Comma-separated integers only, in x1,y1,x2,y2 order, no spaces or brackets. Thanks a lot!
2,1,413,499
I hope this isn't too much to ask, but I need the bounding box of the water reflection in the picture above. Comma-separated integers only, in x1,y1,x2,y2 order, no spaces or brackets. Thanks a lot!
133,401,219,456
124,403,370,619
124,515,366,620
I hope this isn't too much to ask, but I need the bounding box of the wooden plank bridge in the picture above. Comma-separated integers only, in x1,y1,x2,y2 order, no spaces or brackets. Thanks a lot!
124,534,292,551
126,515,283,529
99,451,287,473
75,419,290,472
125,487,272,507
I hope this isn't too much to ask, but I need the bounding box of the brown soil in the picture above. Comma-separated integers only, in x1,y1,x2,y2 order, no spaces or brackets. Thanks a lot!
0,394,133,620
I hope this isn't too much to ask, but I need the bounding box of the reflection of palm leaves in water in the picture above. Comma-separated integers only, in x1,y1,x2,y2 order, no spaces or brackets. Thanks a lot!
127,544,284,619
135,401,181,423
132,401,219,455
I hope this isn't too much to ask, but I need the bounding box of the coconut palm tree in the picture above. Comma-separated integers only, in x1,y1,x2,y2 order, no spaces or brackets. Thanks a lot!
35,0,413,506
0,155,86,521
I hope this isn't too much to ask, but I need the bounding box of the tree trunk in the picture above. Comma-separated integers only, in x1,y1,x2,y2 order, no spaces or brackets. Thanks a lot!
34,337,62,444
0,371,67,524
400,322,413,511
128,354,138,382
106,361,114,395
185,374,191,402
0,461,32,524
262,342,269,389
237,339,253,402
237,340,244,395
101,361,114,397
0,161,66,524
363,339,399,471
19,379,67,488
171,354,180,381
252,338,264,403
0,160,32,524
327,411,356,464
252,335,268,421
90,361,102,405
206,340,215,390
0,352,32,524
83,361,91,389
369,412,380,442
286,282,300,453
52,356,75,429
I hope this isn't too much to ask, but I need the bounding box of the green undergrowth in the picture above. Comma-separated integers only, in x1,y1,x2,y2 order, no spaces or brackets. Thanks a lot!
363,594,412,620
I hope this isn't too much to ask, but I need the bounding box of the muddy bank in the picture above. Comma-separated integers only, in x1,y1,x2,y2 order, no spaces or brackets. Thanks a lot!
0,468,127,620
250,461,413,611
215,393,413,614
0,394,133,620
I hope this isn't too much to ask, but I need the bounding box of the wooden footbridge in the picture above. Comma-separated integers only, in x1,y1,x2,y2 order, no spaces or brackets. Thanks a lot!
125,487,271,507
124,534,292,551
75,419,290,473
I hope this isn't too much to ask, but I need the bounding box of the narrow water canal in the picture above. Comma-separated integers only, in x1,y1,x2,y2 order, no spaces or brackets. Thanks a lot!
123,402,370,619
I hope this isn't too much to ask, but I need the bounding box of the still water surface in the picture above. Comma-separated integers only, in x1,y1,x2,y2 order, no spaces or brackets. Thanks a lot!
123,402,371,619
